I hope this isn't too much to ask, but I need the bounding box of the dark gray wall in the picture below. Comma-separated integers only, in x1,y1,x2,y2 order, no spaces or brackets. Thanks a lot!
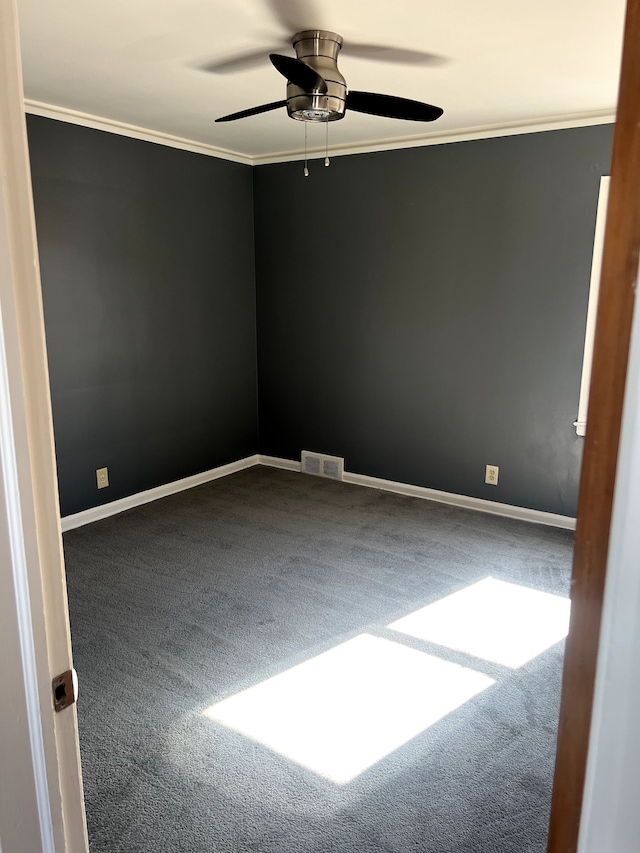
29,118,613,520
28,116,257,517
254,125,613,516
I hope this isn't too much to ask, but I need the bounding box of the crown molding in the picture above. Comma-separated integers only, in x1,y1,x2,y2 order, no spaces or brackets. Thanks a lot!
24,99,615,167
24,99,254,166
253,109,616,165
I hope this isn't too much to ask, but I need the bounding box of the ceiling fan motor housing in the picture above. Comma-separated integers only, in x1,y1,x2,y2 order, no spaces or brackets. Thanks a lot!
287,31,346,121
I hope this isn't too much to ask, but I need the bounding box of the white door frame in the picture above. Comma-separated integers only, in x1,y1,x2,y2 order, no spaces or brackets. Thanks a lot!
0,0,88,850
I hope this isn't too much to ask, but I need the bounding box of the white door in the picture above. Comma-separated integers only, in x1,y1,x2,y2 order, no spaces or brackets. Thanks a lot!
0,0,88,850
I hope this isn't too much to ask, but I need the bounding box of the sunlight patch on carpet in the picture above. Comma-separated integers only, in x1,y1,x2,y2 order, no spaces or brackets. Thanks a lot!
389,577,571,669
203,633,494,784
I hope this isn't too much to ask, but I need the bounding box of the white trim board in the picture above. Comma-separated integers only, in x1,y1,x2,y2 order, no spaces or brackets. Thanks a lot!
24,100,253,166
253,110,616,166
60,455,259,532
61,453,576,532
25,99,614,167
575,176,611,437
258,454,302,472
1,0,89,846
259,457,576,530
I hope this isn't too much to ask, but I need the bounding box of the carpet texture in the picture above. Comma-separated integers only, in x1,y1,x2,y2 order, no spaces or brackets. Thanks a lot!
63,467,573,853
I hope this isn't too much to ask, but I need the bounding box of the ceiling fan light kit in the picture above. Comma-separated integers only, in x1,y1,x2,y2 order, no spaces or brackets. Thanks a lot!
215,29,444,175
285,31,346,122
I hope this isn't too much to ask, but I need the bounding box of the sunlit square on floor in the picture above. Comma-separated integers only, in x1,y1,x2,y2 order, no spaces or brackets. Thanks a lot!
389,577,571,669
204,632,494,784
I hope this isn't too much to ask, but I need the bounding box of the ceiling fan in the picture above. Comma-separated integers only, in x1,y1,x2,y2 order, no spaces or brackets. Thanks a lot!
214,30,444,126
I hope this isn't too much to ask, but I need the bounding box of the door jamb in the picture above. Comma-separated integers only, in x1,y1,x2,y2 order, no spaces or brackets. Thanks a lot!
547,0,640,848
0,0,89,849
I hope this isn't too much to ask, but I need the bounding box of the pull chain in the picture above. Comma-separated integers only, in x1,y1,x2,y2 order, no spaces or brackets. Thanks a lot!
304,122,309,177
325,117,330,167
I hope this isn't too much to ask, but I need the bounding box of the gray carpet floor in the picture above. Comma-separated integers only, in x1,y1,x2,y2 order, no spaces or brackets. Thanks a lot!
63,466,573,853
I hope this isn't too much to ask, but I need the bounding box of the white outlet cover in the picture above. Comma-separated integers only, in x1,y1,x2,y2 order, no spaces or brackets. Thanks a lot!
96,467,109,489
485,465,499,485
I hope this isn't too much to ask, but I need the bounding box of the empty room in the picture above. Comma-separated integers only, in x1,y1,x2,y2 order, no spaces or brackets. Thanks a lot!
2,0,635,851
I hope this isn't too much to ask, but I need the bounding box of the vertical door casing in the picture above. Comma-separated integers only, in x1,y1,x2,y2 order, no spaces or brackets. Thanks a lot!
0,0,88,849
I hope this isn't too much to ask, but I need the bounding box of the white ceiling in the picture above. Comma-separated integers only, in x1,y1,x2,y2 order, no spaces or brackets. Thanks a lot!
17,0,626,163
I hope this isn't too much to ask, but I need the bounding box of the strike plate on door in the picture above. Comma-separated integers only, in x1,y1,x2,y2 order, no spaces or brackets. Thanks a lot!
52,668,77,712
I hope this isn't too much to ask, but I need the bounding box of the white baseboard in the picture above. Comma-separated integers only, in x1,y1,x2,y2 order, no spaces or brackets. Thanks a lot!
342,471,576,530
60,455,260,532
260,455,576,530
258,455,302,472
61,452,576,532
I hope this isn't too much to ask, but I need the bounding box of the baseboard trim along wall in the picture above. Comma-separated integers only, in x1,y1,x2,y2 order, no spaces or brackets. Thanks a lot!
60,455,260,532
60,453,576,532
259,456,577,530
257,455,303,472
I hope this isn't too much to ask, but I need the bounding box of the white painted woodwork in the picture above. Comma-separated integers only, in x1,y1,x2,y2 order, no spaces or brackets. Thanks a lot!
61,455,576,532
0,0,88,849
61,456,260,532
24,98,615,167
264,458,576,529
575,177,611,437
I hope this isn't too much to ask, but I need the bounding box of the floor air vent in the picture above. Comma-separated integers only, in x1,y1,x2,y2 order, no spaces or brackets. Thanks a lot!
301,451,344,481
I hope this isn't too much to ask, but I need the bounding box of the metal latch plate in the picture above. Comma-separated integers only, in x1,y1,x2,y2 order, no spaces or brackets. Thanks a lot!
52,668,77,712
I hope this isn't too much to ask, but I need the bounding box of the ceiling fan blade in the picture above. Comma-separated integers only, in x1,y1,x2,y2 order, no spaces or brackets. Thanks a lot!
215,100,287,122
269,54,327,93
263,0,321,33
346,91,443,122
197,45,287,75
345,43,449,67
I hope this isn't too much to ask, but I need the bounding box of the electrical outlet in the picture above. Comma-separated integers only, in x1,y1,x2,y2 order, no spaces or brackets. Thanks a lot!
485,465,499,485
96,467,109,489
